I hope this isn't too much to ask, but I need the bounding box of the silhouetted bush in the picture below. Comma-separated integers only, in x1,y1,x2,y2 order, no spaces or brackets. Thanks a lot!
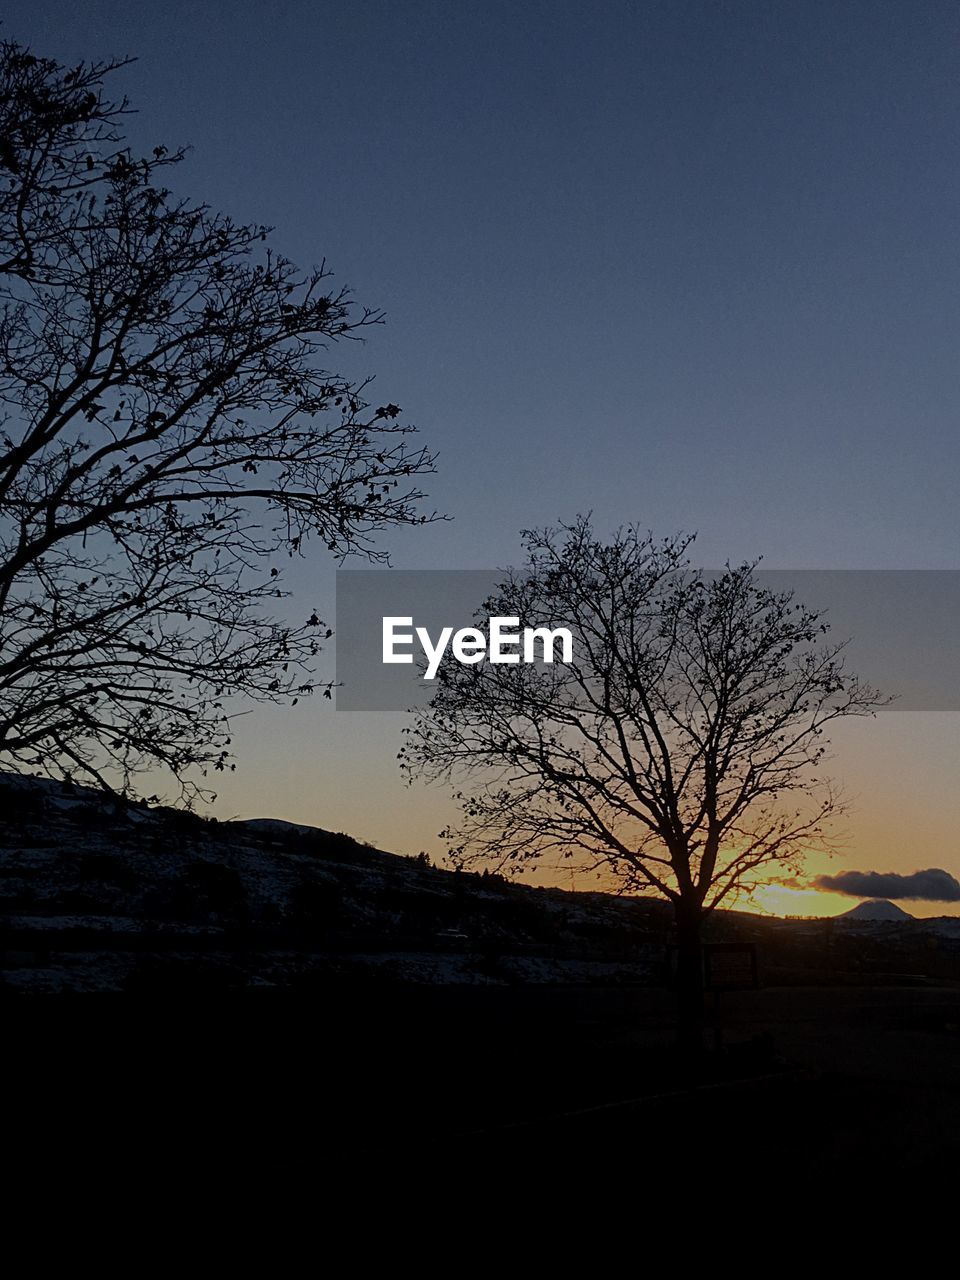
163,809,209,836
286,878,342,926
76,852,141,891
0,780,45,820
150,862,247,922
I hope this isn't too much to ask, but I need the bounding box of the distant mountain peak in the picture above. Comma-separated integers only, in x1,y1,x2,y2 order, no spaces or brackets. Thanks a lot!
839,898,914,921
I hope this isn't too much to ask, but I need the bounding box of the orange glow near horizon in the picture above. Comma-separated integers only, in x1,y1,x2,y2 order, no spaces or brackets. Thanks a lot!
731,882,960,920
730,882,852,918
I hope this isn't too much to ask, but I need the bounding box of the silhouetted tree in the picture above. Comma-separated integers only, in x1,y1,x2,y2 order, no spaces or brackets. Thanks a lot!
401,518,887,1048
0,41,438,801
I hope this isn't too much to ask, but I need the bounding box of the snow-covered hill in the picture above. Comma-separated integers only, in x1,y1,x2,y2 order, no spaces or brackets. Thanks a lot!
0,771,668,993
839,899,914,922
4,772,960,993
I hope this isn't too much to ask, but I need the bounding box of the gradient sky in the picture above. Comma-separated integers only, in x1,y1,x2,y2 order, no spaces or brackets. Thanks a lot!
6,1,959,914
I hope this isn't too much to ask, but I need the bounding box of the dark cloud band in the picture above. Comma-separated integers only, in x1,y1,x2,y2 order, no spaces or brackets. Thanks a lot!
813,868,960,902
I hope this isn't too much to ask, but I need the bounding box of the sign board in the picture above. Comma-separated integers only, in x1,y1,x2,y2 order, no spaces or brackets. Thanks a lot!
702,942,760,991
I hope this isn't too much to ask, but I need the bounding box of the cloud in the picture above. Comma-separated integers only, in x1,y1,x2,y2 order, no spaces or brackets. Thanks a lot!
813,868,960,903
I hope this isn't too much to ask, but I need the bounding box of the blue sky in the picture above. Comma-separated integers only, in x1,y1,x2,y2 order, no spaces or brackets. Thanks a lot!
6,2,958,908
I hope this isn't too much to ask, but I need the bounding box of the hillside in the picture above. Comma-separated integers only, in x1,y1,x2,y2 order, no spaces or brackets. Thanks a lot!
3,772,960,994
840,899,914,922
0,772,672,993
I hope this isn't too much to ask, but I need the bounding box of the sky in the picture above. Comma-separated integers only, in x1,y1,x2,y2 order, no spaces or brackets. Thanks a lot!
6,1,959,914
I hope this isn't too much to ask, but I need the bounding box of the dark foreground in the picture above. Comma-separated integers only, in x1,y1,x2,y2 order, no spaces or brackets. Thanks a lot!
7,982,960,1188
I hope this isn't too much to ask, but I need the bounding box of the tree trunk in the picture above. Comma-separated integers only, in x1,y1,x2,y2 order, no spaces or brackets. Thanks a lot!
674,901,704,1057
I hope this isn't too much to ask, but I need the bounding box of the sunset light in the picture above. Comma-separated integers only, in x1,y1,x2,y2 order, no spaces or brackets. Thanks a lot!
733,883,851,919
2,1,958,1182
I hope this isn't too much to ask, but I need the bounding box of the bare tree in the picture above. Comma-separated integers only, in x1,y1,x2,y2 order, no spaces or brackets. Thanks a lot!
0,41,439,802
400,518,887,1046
